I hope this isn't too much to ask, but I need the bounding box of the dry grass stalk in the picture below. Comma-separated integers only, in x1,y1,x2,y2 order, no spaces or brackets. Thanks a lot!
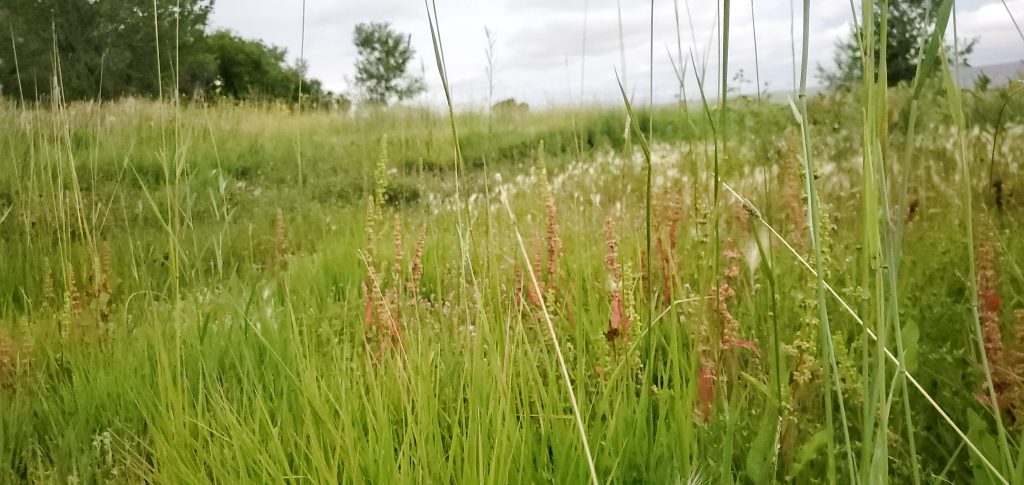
975,235,1024,421
528,236,544,307
408,224,427,296
392,214,403,280
544,188,561,282
360,195,400,359
273,208,290,268
604,217,630,342
657,192,684,305
655,236,672,305
697,357,717,422
41,260,55,310
717,248,744,347
364,197,380,260
513,190,563,310
1007,309,1024,422
698,245,759,422
513,263,525,307
977,238,1004,366
713,246,758,353
62,268,83,338
101,242,113,282
1009,309,1024,379
89,241,117,323
363,263,402,359
0,329,32,387
779,137,807,236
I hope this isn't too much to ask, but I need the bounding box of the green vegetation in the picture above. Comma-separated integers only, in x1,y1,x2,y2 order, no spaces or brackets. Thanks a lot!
2,0,1024,483
352,22,426,105
0,0,328,103
818,0,975,88
1,81,1023,482
203,31,329,104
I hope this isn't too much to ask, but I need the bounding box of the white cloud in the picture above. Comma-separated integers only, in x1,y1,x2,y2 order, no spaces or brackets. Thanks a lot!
210,0,1024,107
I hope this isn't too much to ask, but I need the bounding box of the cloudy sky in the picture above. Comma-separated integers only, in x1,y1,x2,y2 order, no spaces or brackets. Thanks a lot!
211,0,1024,106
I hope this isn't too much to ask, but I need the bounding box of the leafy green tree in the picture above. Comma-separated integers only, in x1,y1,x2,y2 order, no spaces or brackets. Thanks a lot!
0,0,214,100
818,0,975,89
352,22,424,105
206,30,326,102
0,0,329,104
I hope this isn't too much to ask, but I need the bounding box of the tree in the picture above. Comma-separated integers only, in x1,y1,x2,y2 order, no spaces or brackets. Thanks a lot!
0,0,215,101
206,30,326,102
0,0,329,104
491,98,528,115
818,0,975,89
352,22,424,105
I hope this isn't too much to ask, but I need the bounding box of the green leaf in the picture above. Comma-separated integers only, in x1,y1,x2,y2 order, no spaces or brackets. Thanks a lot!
790,428,830,479
745,408,779,483
967,410,1004,485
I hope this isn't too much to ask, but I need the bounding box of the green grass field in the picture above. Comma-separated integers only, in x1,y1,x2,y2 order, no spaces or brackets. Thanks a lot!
4,1,1024,481
1,84,1023,483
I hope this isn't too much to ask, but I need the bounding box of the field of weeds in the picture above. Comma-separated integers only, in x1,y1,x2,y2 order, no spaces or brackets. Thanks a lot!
3,0,1024,481
1,83,1024,483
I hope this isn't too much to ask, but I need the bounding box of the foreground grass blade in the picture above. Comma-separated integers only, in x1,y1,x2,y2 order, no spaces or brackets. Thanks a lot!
500,192,600,485
723,182,1010,485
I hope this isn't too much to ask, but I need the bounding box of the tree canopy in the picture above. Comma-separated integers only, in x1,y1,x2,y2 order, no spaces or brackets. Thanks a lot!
205,31,327,102
0,0,330,103
352,22,425,105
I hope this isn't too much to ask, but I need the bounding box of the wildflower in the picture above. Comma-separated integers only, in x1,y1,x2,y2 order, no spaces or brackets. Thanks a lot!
0,329,31,386
42,260,55,310
408,225,427,296
362,282,374,328
365,197,380,259
697,359,717,422
1007,309,1024,421
392,214,403,280
544,188,561,282
604,217,631,341
974,234,1017,414
977,236,1004,373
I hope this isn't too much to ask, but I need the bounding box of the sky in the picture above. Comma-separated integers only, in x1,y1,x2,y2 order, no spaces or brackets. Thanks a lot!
210,0,1024,107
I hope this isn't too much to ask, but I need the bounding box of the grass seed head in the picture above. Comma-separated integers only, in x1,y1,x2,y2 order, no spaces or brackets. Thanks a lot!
392,214,403,279
544,187,561,282
41,260,55,309
0,330,32,387
977,236,1005,369
62,268,82,338
603,217,631,341
274,209,290,268
408,224,427,296
604,217,622,282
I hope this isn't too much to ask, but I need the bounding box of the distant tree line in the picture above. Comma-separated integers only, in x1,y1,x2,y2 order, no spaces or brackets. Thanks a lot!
0,0,336,105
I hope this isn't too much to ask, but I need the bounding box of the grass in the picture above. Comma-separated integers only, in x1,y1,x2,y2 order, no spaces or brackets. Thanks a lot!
4,2,1024,483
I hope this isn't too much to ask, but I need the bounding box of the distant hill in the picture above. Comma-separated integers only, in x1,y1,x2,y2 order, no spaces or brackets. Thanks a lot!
955,61,1024,89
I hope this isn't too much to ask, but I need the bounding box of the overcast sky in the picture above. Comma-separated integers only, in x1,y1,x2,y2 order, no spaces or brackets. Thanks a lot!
211,0,1024,107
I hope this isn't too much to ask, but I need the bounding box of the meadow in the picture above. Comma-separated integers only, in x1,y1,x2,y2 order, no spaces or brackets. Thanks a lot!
3,3,1024,483
0,81,1022,483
